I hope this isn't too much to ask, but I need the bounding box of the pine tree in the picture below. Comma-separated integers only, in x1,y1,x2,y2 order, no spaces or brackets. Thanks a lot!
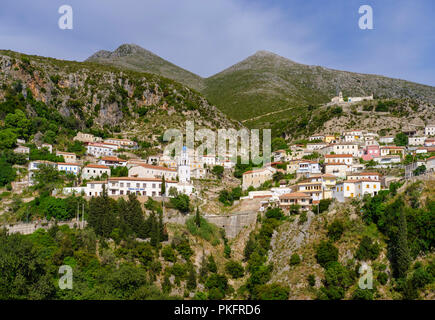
195,206,201,228
150,212,160,247
394,208,411,278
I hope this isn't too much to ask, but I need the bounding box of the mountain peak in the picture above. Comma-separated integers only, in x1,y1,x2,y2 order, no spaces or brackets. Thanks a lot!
112,43,148,57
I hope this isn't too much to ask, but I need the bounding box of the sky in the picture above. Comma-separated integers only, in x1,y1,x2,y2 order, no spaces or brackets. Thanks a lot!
0,0,434,86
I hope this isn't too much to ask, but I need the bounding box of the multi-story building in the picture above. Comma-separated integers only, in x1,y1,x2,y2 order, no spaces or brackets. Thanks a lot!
278,192,311,211
129,163,177,180
98,156,127,167
82,164,111,180
296,161,321,177
324,154,353,165
86,142,118,157
408,136,426,146
361,145,380,161
424,125,435,136
73,132,102,143
333,179,381,202
56,151,77,163
104,138,138,149
325,163,352,178
331,143,359,157
64,177,194,197
242,166,276,190
306,142,328,151
380,146,405,157
57,162,81,175
347,172,381,181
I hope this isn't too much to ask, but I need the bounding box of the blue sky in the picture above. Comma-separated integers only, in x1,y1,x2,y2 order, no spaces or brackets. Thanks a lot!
0,0,434,85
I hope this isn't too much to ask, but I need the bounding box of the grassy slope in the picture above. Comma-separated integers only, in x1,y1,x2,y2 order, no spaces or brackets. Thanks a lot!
204,51,435,126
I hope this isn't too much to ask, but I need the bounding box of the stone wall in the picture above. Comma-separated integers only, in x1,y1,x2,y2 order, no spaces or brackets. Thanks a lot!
203,211,258,238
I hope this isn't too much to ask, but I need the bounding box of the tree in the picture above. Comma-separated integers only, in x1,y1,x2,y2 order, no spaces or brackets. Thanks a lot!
118,194,147,238
0,157,16,187
271,137,288,151
0,129,17,149
393,208,411,278
211,165,224,178
195,207,201,228
207,255,218,273
186,264,197,291
413,165,426,176
32,164,62,194
170,194,190,213
161,175,166,196
88,185,117,238
394,133,408,146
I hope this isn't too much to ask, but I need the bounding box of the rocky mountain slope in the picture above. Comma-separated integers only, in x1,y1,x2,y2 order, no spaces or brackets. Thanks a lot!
86,45,435,131
86,44,204,91
0,50,240,144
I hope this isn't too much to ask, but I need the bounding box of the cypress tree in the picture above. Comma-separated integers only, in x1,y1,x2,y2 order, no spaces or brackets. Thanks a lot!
394,208,411,278
195,206,201,228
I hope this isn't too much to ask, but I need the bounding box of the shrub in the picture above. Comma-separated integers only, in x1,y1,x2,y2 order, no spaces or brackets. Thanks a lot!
355,236,380,261
225,260,244,279
377,272,388,285
327,220,344,242
315,241,339,268
307,274,316,287
161,245,176,262
289,253,301,266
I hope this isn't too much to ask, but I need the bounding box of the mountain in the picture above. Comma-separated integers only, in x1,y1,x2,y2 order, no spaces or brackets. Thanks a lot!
0,50,239,149
203,50,435,125
86,44,204,91
86,45,435,137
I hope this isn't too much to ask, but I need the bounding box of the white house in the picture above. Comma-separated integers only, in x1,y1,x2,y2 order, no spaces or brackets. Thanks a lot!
86,142,118,157
325,163,352,178
331,143,360,157
306,143,327,151
14,145,30,155
57,162,80,175
333,179,381,202
309,135,325,142
347,172,381,181
424,125,435,136
129,163,177,180
408,136,426,146
98,156,127,167
324,154,353,165
379,136,394,144
82,164,111,180
104,138,138,149
296,161,321,177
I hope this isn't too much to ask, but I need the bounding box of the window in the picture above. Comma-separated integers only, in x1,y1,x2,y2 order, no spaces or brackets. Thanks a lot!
346,186,350,191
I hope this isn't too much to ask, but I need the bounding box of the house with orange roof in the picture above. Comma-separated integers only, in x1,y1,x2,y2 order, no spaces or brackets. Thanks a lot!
98,156,127,167
278,192,311,211
128,163,178,180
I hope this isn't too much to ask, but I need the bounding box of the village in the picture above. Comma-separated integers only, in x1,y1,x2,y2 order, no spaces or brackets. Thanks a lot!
11,123,435,219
